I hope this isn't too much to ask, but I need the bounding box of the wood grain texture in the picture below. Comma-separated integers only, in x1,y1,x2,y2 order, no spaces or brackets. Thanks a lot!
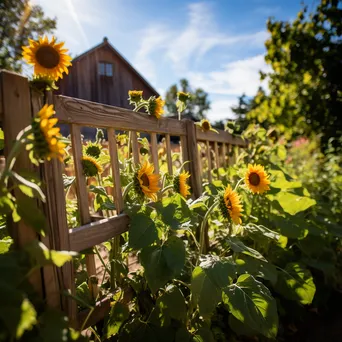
214,141,220,169
150,133,159,175
185,120,202,198
131,131,140,164
206,140,212,183
78,296,111,330
222,143,227,168
165,134,173,175
107,128,123,214
54,95,186,135
180,135,189,172
69,214,130,252
0,71,42,296
196,127,247,146
70,125,97,297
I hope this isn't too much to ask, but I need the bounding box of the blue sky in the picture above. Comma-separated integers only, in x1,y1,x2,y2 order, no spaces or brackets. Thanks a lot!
32,0,305,121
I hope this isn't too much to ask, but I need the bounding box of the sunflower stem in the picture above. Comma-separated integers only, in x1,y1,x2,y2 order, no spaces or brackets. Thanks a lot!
234,178,244,192
198,201,219,260
122,181,134,201
160,184,173,195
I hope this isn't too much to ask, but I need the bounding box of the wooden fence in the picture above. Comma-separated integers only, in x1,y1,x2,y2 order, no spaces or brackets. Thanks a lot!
0,70,247,328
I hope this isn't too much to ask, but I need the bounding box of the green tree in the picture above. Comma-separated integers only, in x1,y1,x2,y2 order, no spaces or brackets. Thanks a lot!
165,78,210,120
0,0,56,72
248,0,342,147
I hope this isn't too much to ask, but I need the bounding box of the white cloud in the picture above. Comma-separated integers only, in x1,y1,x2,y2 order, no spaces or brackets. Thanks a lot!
188,54,269,97
134,2,267,81
209,99,238,122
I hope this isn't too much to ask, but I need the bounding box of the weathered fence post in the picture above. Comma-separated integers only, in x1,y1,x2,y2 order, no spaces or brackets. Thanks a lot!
184,120,202,199
0,70,42,296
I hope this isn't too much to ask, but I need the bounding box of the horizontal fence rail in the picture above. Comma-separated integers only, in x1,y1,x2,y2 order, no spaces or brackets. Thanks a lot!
0,70,248,330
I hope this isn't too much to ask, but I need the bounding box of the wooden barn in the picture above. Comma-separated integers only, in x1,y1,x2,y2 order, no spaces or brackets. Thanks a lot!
57,37,159,139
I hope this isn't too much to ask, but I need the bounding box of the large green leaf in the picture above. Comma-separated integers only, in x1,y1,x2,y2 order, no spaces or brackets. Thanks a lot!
226,236,267,261
269,169,301,189
268,191,316,215
26,240,77,268
191,256,235,318
140,236,185,293
223,274,278,339
39,310,69,342
275,262,316,305
0,238,12,254
103,301,129,338
235,255,278,285
16,196,47,236
244,223,287,247
129,213,158,249
156,285,187,322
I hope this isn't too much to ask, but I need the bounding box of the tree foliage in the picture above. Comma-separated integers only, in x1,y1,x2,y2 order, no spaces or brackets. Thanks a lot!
0,0,56,72
247,0,342,147
165,78,210,120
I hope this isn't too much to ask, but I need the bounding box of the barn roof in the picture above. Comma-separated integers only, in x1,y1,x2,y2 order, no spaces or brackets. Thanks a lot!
73,37,159,97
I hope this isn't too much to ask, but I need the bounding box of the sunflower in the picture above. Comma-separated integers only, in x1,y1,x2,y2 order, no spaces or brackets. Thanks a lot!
29,104,65,162
147,96,165,119
196,119,218,133
134,161,160,201
22,36,72,81
245,164,270,194
174,171,191,198
219,185,243,224
128,90,143,105
84,142,102,159
82,156,103,177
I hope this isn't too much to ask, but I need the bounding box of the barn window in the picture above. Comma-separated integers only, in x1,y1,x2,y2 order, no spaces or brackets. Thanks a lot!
98,62,113,77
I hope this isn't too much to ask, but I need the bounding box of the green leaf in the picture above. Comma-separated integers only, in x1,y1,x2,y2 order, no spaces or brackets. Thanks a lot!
76,282,93,309
39,310,69,342
277,145,287,161
236,255,278,285
0,195,14,215
156,285,187,322
63,175,75,189
26,240,77,268
226,236,267,261
140,236,185,293
272,215,308,239
103,301,129,338
11,171,46,202
244,223,286,246
16,196,47,236
191,256,235,318
129,213,158,249
268,191,316,215
16,298,37,338
269,169,302,189
223,274,278,339
275,262,316,305
0,238,12,254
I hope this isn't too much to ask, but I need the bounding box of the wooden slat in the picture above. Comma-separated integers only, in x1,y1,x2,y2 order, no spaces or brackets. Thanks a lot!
70,125,97,296
107,128,124,213
214,141,220,169
206,140,212,183
196,127,247,146
131,131,140,164
150,133,159,175
180,135,189,171
222,143,227,167
185,120,202,198
54,95,186,135
165,134,173,175
69,214,130,252
78,296,111,330
198,143,203,179
0,70,42,296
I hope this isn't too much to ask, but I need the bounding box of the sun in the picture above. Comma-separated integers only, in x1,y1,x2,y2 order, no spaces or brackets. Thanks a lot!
245,164,270,194
22,36,72,81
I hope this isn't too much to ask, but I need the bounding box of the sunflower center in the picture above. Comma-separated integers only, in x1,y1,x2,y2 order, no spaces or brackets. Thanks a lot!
249,172,260,186
202,121,210,131
141,173,150,187
36,46,60,69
